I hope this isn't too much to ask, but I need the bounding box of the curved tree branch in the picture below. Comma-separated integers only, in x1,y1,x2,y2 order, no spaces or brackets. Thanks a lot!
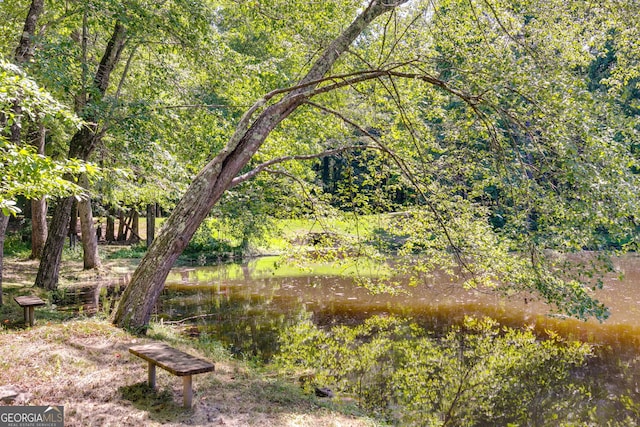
305,100,476,278
229,144,382,188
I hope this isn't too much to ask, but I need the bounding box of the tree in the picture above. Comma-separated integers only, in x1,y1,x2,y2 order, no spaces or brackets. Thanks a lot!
7,0,47,259
35,19,126,289
0,59,92,305
113,0,411,329
112,0,640,331
27,0,220,287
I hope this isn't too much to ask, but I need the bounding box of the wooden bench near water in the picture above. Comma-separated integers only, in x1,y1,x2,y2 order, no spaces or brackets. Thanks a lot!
129,342,215,408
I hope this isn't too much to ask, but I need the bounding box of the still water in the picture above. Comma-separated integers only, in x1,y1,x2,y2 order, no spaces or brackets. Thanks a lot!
156,255,640,361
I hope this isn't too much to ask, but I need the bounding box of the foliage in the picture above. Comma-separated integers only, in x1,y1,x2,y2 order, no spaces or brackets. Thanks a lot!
1,226,30,257
5,0,640,324
183,217,237,257
0,59,96,215
0,59,79,127
260,0,640,321
276,315,595,426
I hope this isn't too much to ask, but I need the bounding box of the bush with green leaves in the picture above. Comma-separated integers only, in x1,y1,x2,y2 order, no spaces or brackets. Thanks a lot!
276,315,596,426
184,217,236,257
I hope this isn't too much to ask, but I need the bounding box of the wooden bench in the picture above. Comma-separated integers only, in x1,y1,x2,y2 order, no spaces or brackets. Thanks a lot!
14,296,46,327
129,342,214,408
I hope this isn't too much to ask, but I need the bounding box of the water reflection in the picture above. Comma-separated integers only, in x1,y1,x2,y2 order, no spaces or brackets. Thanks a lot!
155,255,640,361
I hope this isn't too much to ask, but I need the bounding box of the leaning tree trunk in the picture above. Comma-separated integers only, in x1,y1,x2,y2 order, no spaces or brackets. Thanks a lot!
34,20,126,290
113,0,407,330
78,176,101,269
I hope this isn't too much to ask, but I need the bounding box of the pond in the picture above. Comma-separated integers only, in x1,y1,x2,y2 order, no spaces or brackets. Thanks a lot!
152,254,640,423
60,253,640,423
155,255,640,360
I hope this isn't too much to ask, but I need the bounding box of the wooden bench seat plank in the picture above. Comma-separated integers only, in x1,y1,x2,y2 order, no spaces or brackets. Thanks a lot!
129,342,215,376
14,296,46,307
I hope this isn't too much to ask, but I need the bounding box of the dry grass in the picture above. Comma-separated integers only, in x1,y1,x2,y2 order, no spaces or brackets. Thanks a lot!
0,318,378,426
0,258,379,427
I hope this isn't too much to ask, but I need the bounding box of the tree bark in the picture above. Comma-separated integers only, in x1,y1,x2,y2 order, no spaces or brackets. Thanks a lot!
78,175,100,269
15,0,44,64
34,20,126,290
146,203,156,247
117,209,126,241
9,0,45,144
34,198,73,290
0,214,9,306
30,198,47,259
29,123,47,259
69,200,78,250
106,209,115,241
131,209,140,244
112,0,407,330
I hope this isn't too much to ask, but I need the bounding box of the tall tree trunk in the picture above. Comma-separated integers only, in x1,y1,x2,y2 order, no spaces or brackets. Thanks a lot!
0,214,9,306
146,203,156,248
116,209,126,241
106,209,115,241
15,0,44,64
34,21,126,290
131,209,139,243
34,197,74,290
9,0,45,143
29,123,47,259
78,175,101,269
30,198,47,258
69,200,78,250
113,0,406,330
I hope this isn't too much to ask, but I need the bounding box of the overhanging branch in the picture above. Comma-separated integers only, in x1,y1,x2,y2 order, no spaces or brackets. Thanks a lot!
305,100,476,277
229,144,381,188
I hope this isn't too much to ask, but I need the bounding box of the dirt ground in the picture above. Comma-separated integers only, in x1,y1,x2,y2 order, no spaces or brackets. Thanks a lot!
0,258,377,427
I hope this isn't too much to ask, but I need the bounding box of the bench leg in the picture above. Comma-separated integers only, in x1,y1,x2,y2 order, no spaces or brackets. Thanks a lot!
23,307,29,325
148,362,156,389
183,375,192,408
28,307,35,326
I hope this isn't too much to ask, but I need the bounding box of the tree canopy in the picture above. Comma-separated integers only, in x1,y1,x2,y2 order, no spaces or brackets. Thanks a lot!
0,59,93,214
1,0,639,328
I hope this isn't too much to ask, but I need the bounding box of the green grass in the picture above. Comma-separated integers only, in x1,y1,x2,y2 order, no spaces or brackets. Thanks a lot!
258,214,392,253
106,244,148,259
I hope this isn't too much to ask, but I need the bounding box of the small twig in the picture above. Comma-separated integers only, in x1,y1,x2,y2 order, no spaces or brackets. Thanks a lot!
163,313,221,324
